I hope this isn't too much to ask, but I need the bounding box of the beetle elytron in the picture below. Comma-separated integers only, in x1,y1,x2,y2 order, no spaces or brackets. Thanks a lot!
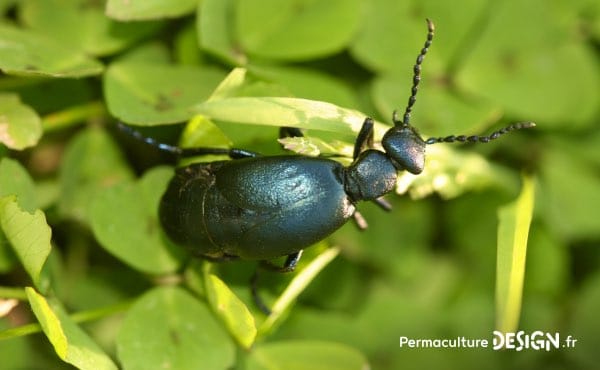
121,19,534,313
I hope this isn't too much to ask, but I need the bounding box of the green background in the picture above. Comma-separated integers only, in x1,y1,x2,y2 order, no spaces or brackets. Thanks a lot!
1,0,599,369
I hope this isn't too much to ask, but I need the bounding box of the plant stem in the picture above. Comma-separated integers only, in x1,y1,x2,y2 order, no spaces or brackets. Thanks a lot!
258,246,340,337
42,101,107,133
0,286,27,300
0,298,135,340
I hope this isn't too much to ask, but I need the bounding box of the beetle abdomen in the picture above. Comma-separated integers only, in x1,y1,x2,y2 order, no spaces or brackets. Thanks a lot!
208,156,356,259
160,156,356,260
159,162,224,258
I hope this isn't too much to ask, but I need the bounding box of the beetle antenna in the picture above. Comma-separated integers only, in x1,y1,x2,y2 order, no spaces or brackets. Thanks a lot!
424,122,536,145
117,121,183,155
394,18,435,127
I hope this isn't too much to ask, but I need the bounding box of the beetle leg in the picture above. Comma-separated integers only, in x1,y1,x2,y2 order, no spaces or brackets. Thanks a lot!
250,270,272,315
352,210,368,230
353,117,375,160
259,251,303,273
372,197,393,211
251,251,304,315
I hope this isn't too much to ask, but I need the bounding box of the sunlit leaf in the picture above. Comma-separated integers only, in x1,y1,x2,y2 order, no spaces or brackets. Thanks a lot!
194,97,378,135
205,273,257,349
0,196,51,289
26,287,118,370
106,0,197,20
0,94,42,150
0,158,37,212
496,175,535,332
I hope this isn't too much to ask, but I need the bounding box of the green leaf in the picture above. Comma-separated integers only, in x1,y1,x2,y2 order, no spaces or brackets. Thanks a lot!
251,65,359,109
25,287,118,370
58,127,134,222
19,0,162,56
103,62,226,125
235,0,361,60
90,167,184,274
0,196,51,289
566,272,600,369
116,42,172,65
206,67,248,101
246,340,369,370
371,75,502,137
198,0,247,65
495,175,535,332
350,0,436,74
454,0,600,127
204,272,257,349
194,97,375,135
117,286,235,370
0,23,103,77
278,136,351,158
349,0,487,73
106,0,197,20
0,157,37,212
179,115,232,157
539,141,600,239
0,94,42,150
174,21,204,65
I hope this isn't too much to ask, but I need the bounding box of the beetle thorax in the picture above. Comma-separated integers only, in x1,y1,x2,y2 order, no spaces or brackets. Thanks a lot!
344,149,397,202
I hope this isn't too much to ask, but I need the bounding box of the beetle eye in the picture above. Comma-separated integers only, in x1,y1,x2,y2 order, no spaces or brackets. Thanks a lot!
382,125,426,174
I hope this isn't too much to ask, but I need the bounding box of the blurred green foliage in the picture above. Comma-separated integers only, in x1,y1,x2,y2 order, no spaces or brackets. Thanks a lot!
0,0,599,369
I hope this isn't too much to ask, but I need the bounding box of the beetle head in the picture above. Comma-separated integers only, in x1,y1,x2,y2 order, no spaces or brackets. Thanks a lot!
382,112,426,174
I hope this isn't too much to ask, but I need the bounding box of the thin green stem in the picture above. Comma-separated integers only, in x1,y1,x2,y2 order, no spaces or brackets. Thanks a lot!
0,298,135,341
42,101,107,133
258,246,340,337
0,286,27,300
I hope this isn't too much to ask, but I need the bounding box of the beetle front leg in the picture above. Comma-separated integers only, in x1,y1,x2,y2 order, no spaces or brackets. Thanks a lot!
353,117,375,160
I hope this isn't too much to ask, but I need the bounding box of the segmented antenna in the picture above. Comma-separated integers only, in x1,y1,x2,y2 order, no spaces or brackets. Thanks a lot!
117,121,183,155
117,122,259,158
393,19,435,127
424,122,536,145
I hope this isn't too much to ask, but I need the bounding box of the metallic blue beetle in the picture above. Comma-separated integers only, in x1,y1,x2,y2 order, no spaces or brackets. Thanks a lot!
121,19,534,313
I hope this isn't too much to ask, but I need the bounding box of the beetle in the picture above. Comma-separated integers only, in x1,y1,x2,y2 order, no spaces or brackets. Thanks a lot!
120,19,534,313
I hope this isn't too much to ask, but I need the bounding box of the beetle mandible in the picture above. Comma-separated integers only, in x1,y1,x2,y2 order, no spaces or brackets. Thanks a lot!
120,19,534,313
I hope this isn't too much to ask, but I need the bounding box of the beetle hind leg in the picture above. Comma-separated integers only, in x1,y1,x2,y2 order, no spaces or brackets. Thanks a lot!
250,251,304,315
259,251,303,273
